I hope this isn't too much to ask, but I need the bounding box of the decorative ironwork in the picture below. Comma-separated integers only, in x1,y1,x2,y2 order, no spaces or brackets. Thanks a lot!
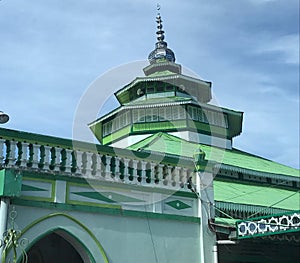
236,210,300,239
1,207,29,263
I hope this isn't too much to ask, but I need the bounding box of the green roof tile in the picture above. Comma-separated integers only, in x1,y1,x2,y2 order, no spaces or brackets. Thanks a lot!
128,132,299,178
214,180,300,211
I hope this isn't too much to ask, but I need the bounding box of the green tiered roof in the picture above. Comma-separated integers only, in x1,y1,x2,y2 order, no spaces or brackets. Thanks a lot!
128,132,299,178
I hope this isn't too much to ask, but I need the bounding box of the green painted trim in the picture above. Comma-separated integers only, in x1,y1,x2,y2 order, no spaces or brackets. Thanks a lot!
72,191,143,203
20,172,197,199
66,181,123,208
20,213,108,262
20,178,55,202
166,200,192,210
66,180,197,200
102,125,131,145
12,198,200,223
21,184,47,192
0,169,22,197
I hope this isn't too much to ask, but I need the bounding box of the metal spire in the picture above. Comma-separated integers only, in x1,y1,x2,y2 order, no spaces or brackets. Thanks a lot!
148,4,175,64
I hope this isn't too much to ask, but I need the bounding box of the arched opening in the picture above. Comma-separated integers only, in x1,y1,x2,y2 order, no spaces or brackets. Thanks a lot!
26,230,89,263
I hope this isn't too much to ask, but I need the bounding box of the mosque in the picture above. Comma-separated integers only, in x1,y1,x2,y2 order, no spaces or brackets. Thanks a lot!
0,10,299,263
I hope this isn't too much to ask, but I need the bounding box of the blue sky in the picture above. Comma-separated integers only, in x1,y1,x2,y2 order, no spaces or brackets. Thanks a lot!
0,0,299,169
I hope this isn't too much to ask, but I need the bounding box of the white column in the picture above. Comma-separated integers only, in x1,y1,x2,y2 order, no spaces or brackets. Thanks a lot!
213,245,218,263
0,197,9,261
196,172,205,263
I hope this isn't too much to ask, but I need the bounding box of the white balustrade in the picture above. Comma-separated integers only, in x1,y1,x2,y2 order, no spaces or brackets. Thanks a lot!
0,137,192,191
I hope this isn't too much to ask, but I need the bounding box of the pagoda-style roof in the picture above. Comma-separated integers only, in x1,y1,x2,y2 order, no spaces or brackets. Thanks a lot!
114,73,212,105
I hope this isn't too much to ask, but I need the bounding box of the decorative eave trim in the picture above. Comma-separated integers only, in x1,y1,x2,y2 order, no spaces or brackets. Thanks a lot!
215,201,292,215
215,163,300,182
89,100,243,127
115,74,211,97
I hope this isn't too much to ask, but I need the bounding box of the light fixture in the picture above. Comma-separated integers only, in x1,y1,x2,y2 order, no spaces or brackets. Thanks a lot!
0,111,9,124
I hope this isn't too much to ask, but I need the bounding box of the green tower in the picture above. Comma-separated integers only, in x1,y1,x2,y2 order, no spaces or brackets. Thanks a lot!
89,13,243,150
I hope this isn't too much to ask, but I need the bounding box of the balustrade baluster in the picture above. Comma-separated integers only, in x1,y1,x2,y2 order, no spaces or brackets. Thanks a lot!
123,158,130,182
114,157,120,179
130,160,138,182
140,161,147,184
31,144,40,169
147,163,156,184
94,154,103,176
0,139,6,165
7,140,17,167
157,164,164,185
105,155,112,178
85,152,93,176
43,145,52,170
74,150,83,174
172,167,180,187
53,147,61,172
64,149,73,173
19,142,29,167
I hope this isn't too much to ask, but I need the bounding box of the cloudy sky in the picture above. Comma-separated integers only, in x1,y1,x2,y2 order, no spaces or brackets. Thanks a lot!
0,0,299,169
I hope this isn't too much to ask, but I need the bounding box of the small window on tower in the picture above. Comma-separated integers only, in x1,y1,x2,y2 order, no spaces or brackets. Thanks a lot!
156,83,164,92
165,85,174,91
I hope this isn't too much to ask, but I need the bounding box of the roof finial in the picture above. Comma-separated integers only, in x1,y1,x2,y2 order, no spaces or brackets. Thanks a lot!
148,4,176,64
157,3,161,13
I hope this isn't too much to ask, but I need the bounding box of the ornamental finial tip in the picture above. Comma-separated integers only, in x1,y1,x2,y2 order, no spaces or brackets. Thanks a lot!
157,3,161,12
148,4,176,64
